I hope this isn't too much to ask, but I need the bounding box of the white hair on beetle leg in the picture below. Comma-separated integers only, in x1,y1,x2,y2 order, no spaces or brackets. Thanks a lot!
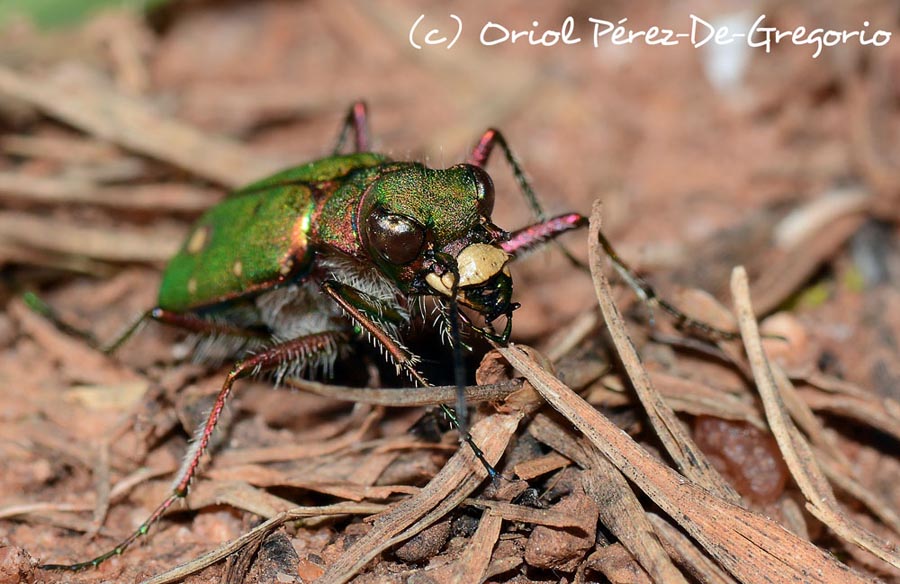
170,399,231,492
430,299,457,348
271,336,340,386
171,416,207,491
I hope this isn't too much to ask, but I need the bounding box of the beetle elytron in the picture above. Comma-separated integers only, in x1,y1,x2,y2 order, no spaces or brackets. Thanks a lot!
39,102,586,570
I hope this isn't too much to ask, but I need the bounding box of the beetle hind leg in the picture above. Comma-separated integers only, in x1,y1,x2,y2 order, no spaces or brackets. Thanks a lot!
40,330,347,571
332,101,370,154
173,330,348,494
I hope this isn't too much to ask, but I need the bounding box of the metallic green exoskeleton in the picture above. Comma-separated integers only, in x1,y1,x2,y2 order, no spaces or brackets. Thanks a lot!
158,152,515,324
158,153,386,313
39,102,587,572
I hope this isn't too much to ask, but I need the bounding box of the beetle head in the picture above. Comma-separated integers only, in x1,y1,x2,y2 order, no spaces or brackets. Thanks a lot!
358,163,515,328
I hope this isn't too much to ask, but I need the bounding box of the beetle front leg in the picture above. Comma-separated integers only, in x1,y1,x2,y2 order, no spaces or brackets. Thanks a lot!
322,280,501,478
40,330,346,571
501,213,588,260
332,101,370,154
321,279,427,386
593,229,740,339
501,216,660,313
468,128,591,275
473,130,740,339
501,214,739,339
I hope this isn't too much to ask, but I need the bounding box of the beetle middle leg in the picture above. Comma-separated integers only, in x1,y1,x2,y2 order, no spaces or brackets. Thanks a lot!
468,129,546,221
101,307,270,354
468,128,594,276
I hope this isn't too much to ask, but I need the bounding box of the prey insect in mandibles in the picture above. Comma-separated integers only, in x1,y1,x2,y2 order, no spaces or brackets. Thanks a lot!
38,102,588,571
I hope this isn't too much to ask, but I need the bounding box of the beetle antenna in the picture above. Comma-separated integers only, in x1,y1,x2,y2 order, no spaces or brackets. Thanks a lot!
447,279,468,438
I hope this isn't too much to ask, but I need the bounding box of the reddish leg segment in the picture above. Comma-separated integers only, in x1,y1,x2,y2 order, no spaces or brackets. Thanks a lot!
102,307,269,354
468,128,592,276
170,331,345,495
321,280,427,386
332,101,370,154
501,213,588,259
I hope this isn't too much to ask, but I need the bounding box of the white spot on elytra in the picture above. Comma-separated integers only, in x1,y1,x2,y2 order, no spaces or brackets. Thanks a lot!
187,226,210,254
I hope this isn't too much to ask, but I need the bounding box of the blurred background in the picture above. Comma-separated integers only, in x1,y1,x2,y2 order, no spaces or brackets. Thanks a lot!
1,0,897,350
0,0,898,581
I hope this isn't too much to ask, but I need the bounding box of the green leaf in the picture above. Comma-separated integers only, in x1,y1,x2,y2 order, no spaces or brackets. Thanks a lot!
0,0,170,28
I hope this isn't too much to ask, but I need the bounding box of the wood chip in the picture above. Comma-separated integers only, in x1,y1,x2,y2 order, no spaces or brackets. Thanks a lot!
731,265,900,570
463,498,586,531
581,447,688,584
589,201,740,503
647,513,738,584
513,451,571,480
139,503,387,584
448,512,502,584
523,488,597,572
500,342,872,584
287,377,522,406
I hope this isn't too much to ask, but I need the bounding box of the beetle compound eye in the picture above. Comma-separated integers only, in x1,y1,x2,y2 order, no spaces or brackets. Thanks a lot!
470,165,495,217
367,211,425,265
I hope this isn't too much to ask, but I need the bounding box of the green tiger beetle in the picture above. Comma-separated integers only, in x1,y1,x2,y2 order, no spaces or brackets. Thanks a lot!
37,102,591,571
37,102,735,572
